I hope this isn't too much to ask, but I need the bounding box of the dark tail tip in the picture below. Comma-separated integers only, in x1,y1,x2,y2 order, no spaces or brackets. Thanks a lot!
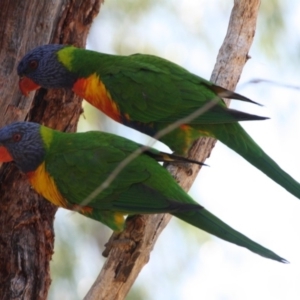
280,258,290,264
210,84,263,106
147,150,208,166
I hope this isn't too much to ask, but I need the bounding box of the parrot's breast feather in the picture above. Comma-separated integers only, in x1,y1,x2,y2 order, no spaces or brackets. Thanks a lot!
27,162,68,208
73,74,122,122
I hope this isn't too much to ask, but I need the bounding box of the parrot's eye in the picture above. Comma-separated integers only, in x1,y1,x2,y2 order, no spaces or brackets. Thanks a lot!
12,133,22,142
29,60,38,70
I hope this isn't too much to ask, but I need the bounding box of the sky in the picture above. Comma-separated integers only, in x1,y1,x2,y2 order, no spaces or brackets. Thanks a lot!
50,1,300,299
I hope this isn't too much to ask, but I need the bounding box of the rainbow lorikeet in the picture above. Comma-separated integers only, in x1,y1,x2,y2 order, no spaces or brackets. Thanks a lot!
17,45,300,200
0,122,287,262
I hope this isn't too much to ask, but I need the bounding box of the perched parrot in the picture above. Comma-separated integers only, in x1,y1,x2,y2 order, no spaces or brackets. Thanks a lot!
17,45,300,200
0,122,287,262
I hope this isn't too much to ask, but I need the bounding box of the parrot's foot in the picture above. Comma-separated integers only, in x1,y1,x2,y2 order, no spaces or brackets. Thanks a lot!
177,162,195,176
164,161,196,179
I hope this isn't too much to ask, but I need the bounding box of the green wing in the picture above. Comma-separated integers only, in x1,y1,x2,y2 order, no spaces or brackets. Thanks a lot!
103,66,266,125
43,129,287,262
71,49,266,125
45,130,200,214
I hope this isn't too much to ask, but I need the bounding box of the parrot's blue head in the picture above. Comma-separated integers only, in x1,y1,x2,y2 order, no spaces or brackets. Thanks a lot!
0,122,45,173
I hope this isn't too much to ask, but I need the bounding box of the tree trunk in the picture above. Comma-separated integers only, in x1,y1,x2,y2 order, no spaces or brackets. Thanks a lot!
84,1,261,299
0,1,102,299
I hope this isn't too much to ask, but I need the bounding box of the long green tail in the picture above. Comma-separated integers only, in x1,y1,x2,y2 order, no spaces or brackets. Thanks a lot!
211,122,300,200
173,209,287,262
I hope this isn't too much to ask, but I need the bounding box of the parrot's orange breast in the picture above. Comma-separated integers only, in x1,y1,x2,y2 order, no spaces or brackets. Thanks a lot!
73,73,121,122
27,162,68,208
27,162,95,215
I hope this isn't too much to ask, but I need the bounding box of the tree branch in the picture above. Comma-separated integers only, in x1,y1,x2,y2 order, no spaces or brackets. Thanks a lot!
84,0,261,299
0,1,102,299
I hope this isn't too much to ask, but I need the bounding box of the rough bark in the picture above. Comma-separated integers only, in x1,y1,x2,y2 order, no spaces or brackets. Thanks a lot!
84,1,261,299
0,1,101,299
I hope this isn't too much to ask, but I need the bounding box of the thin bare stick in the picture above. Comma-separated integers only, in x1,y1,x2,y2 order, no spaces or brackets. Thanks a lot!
244,78,300,91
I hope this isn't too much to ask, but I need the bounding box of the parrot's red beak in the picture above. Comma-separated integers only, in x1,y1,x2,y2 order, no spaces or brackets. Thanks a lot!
19,77,41,96
0,146,13,162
